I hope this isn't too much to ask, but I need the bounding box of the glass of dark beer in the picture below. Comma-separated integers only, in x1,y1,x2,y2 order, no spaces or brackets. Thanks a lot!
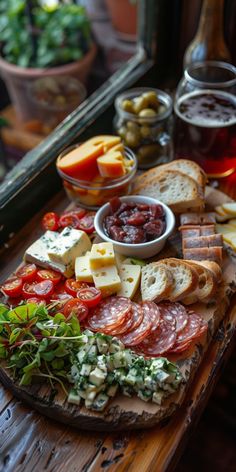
174,61,236,177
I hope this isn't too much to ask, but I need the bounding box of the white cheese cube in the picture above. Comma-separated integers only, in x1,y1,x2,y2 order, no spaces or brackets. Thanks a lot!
92,265,121,297
24,231,73,277
90,242,115,269
75,251,93,283
117,264,141,299
89,367,107,387
48,227,91,265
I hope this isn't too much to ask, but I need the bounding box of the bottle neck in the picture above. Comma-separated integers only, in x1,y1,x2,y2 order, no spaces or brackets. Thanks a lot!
197,0,225,39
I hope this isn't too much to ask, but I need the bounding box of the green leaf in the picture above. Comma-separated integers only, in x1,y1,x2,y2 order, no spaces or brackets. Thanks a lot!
40,350,55,362
0,343,7,359
51,358,64,370
8,304,38,324
20,371,33,386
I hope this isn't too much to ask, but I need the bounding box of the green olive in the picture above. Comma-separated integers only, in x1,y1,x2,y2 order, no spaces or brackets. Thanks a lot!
142,91,159,109
140,125,152,138
157,105,167,115
121,99,134,113
139,108,157,118
126,120,140,132
117,126,127,139
133,96,149,114
125,130,141,148
137,143,162,164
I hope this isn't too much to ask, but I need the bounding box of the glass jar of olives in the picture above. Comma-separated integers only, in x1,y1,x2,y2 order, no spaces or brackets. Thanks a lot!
114,87,173,169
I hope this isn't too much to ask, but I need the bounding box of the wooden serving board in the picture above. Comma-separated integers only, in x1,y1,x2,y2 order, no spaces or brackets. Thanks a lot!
0,187,236,432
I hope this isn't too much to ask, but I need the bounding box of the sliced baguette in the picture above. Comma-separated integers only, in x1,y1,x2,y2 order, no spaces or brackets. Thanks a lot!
135,170,204,213
133,158,207,191
190,260,222,282
182,261,216,304
156,258,198,301
141,263,173,302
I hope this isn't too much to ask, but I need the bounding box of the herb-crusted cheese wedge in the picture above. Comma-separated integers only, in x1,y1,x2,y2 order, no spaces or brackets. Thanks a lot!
48,227,91,266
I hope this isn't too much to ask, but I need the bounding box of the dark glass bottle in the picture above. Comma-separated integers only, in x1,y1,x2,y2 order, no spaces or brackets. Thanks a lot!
183,0,231,68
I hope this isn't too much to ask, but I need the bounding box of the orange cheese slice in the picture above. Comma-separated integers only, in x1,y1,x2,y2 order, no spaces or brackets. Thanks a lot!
57,136,121,180
97,151,126,178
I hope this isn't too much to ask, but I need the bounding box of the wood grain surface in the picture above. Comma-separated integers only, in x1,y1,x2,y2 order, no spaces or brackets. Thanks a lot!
1,181,236,471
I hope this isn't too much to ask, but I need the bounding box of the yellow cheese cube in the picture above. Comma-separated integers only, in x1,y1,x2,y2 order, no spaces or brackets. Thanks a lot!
97,151,125,178
75,252,93,283
117,264,141,299
92,265,121,297
222,232,236,246
90,242,115,269
216,224,236,235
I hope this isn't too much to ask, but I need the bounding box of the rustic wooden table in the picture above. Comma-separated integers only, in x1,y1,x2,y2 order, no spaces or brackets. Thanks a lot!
1,174,236,472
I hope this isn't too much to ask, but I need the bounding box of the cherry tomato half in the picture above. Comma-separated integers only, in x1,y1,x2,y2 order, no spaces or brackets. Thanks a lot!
42,212,59,231
77,287,101,308
76,213,95,234
15,264,37,283
62,208,86,219
63,298,89,321
1,277,23,298
22,280,54,299
64,279,90,297
37,269,62,285
59,213,80,229
27,297,46,306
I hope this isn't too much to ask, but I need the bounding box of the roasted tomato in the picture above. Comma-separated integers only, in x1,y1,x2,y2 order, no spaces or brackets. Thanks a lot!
15,264,37,283
63,298,89,321
37,269,62,285
64,279,90,297
76,287,101,308
22,280,54,299
77,213,95,234
42,212,59,231
1,277,23,298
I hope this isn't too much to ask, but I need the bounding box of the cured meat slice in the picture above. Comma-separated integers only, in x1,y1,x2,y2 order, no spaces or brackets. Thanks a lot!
180,226,201,239
106,302,143,335
183,246,222,264
138,320,177,356
87,296,131,331
158,302,188,333
142,301,161,331
175,312,202,344
119,305,152,346
200,225,216,236
168,339,192,354
180,213,216,226
183,234,223,249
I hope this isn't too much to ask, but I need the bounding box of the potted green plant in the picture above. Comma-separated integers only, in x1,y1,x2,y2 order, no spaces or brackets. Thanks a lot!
105,0,137,39
0,0,96,120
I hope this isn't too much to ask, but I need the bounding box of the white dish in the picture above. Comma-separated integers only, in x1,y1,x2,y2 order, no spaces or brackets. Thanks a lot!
94,195,175,258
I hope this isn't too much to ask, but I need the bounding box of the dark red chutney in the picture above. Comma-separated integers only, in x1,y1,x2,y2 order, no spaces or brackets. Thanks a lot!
103,197,166,244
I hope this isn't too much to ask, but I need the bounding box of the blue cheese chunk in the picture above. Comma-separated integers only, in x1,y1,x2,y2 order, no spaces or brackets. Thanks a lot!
24,231,73,277
48,227,91,266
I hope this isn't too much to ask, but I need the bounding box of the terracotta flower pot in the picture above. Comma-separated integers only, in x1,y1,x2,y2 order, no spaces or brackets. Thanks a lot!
105,0,137,38
0,43,97,121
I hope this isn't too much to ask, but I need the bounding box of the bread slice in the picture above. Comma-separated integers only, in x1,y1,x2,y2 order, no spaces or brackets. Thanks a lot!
141,263,173,302
133,158,207,191
191,260,222,282
182,261,216,304
157,258,198,301
135,170,204,213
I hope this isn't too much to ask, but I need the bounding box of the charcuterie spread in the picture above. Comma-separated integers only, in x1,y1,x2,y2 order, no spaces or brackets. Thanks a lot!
1,145,236,431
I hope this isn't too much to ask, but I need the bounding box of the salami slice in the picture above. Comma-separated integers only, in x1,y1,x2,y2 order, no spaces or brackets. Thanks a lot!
119,305,152,346
175,312,202,344
168,339,192,354
158,303,176,331
158,302,188,333
87,296,131,332
105,302,143,335
142,301,161,332
138,320,177,356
